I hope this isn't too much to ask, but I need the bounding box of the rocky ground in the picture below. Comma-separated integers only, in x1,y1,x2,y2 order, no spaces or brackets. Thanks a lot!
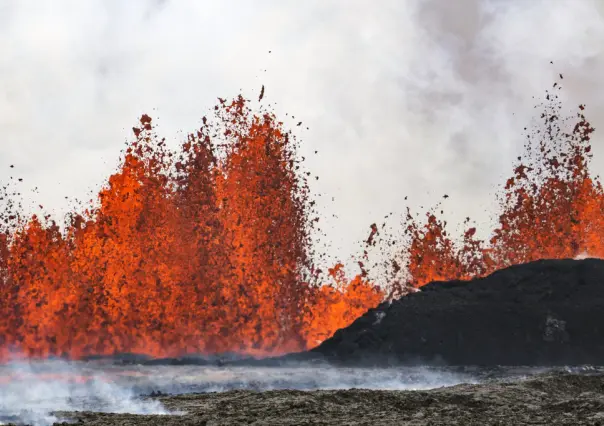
48,372,604,425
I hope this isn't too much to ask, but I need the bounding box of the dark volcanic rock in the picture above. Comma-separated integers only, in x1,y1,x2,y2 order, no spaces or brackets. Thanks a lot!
311,258,604,365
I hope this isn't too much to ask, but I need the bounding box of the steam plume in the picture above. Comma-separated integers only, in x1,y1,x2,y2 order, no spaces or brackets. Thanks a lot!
1,1,603,267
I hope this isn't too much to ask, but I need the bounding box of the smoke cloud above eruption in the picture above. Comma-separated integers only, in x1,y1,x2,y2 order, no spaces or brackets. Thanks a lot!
1,0,604,266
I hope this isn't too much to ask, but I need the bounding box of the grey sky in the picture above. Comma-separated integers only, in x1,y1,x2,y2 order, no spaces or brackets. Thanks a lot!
1,0,604,272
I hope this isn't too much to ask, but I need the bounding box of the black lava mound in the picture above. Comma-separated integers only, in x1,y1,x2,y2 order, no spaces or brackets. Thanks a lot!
311,258,604,366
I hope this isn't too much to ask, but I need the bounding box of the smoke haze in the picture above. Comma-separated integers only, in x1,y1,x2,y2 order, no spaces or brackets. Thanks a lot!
1,0,604,266
0,360,169,425
0,360,478,425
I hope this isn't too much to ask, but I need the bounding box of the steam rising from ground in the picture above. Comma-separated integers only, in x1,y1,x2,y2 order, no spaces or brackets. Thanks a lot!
0,360,480,425
0,362,598,425
0,360,169,426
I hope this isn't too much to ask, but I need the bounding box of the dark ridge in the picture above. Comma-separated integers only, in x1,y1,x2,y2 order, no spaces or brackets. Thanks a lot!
81,353,153,364
136,351,326,367
94,351,325,367
310,258,604,366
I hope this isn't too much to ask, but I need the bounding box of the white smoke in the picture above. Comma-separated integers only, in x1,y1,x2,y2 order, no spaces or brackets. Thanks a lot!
0,360,170,426
1,0,604,270
126,364,476,393
0,359,575,424
0,359,482,424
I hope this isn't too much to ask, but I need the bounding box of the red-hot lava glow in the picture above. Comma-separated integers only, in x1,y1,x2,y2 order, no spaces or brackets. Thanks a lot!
0,84,602,359
394,87,603,295
0,96,382,359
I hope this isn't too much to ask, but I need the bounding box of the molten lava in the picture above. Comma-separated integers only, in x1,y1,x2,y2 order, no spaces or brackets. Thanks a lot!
397,86,603,294
0,83,602,360
0,97,381,359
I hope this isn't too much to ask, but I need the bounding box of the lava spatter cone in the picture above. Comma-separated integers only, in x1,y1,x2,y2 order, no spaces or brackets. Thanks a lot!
312,258,604,365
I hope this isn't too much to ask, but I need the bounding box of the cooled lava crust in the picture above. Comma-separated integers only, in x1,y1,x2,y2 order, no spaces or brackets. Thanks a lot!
311,258,604,366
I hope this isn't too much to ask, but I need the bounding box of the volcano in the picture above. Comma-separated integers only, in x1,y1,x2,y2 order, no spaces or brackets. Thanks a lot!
312,258,604,366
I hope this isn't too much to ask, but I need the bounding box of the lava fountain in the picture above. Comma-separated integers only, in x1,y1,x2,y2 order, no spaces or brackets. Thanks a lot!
0,81,603,361
0,96,382,360
393,84,603,296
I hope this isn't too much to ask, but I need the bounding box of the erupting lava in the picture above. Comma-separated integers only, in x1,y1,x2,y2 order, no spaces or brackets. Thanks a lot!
0,96,381,359
395,86,603,295
0,82,602,360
